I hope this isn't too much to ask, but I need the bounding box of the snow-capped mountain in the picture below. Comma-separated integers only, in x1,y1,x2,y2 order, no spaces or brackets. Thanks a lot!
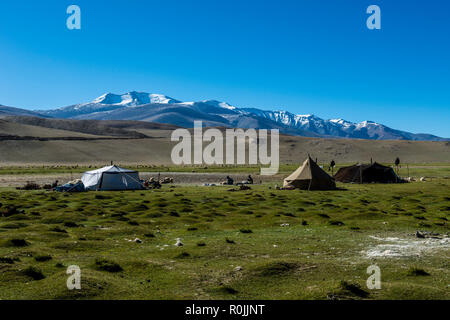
30,92,448,141
39,92,181,118
92,92,180,106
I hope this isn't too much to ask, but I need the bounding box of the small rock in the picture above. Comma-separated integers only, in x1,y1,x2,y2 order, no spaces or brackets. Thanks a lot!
134,238,143,243
234,266,243,271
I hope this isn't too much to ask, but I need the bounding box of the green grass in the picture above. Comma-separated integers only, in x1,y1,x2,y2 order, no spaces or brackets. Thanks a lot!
0,163,449,178
0,176,449,300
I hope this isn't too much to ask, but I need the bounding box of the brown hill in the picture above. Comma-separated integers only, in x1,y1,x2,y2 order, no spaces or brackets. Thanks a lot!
0,117,448,166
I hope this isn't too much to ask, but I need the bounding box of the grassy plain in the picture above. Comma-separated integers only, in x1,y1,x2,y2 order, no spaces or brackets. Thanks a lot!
0,170,448,300
0,163,449,177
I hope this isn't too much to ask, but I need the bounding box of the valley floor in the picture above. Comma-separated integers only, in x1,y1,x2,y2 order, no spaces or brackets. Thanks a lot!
0,164,449,187
0,175,449,300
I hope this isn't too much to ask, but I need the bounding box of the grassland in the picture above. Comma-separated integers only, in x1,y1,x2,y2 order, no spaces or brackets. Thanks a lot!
0,174,449,300
0,163,449,177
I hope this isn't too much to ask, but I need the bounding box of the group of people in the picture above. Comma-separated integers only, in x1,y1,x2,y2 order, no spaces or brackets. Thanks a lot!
223,175,253,185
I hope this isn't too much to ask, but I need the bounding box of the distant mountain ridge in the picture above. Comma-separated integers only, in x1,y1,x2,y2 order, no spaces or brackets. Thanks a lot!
1,92,447,141
0,105,49,118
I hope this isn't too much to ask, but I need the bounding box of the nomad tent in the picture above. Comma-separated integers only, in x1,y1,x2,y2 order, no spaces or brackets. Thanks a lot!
81,165,144,191
283,156,336,190
334,162,401,183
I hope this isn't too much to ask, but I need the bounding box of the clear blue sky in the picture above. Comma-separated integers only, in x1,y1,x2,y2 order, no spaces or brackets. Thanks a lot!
0,0,449,137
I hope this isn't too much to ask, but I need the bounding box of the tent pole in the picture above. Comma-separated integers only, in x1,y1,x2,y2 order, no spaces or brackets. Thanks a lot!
116,166,146,189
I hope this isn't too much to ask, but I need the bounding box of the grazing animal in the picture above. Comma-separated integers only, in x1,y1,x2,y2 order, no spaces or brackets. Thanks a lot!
415,231,425,238
160,177,174,184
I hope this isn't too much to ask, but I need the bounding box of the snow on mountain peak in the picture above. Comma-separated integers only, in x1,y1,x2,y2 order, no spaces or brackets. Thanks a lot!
358,120,379,127
202,100,237,110
92,92,180,106
330,118,354,127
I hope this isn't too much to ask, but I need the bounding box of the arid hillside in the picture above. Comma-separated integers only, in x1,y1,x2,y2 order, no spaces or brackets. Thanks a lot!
0,117,449,166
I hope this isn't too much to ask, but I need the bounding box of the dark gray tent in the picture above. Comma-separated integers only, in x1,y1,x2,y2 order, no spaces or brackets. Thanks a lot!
334,162,402,183
283,156,336,190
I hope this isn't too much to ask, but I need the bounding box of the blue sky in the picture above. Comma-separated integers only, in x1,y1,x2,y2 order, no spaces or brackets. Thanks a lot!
0,0,449,137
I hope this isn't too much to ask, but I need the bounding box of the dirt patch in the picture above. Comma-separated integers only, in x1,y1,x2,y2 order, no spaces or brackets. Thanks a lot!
0,172,282,187
363,235,450,258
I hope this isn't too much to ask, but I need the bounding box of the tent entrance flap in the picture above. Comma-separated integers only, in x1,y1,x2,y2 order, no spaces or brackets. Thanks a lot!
99,172,142,190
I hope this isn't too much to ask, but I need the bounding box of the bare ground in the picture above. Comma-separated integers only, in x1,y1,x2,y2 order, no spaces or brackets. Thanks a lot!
0,172,284,187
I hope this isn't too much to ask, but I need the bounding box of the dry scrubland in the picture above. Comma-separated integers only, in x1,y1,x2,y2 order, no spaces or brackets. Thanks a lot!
0,117,449,166
0,177,449,300
0,137,449,166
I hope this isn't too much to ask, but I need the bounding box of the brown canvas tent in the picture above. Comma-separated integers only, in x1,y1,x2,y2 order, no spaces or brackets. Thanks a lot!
283,156,336,190
334,162,401,183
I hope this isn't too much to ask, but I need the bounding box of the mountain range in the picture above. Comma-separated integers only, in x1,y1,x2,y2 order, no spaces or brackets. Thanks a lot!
1,91,447,141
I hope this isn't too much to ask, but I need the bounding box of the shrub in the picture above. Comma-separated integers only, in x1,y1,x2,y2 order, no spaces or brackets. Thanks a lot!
170,211,180,217
218,286,238,294
175,252,191,259
95,259,123,272
0,257,15,264
283,212,296,217
35,255,52,262
6,239,29,247
50,227,67,233
23,266,45,280
0,205,22,217
328,220,345,226
64,222,79,228
258,262,298,277
407,267,430,276
339,281,369,298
